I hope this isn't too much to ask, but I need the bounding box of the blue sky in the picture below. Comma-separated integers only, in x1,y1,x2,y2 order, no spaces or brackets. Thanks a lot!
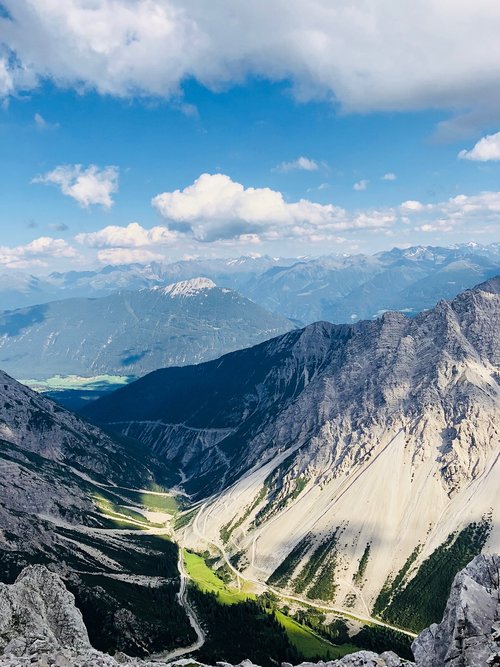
1,1,500,271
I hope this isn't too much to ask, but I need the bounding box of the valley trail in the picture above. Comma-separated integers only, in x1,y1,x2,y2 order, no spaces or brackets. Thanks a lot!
152,541,206,662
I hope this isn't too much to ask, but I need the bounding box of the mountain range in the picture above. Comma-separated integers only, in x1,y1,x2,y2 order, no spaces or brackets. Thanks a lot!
0,276,498,663
242,243,500,323
84,277,500,631
0,278,293,380
1,243,499,326
0,256,290,312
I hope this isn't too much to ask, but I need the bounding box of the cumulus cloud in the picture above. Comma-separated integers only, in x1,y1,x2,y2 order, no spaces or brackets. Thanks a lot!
152,173,395,242
353,179,368,191
382,172,397,181
2,1,500,131
96,248,165,265
33,164,119,209
0,237,77,269
400,200,424,212
458,131,500,161
76,222,178,248
397,190,500,236
442,191,500,219
274,156,319,172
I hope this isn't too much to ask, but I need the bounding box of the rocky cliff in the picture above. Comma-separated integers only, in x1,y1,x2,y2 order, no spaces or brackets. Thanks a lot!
0,555,499,666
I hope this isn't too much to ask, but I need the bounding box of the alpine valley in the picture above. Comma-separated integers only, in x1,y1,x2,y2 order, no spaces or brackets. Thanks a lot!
1,275,499,666
3,3,500,662
83,277,500,636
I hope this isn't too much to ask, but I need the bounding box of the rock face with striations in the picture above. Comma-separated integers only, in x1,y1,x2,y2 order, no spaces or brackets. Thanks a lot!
0,566,91,656
1,556,499,666
412,554,500,666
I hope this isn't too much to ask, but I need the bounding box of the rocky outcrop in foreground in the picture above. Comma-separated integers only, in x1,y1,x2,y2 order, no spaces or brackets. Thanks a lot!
0,555,499,667
412,553,500,666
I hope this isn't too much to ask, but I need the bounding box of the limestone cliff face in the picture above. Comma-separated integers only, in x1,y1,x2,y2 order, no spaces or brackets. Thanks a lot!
0,368,158,486
0,556,499,666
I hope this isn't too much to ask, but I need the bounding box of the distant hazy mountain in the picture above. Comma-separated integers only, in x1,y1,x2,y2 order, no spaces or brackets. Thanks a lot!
84,278,500,625
0,272,60,312
0,256,293,311
0,278,294,379
1,244,498,324
243,243,500,323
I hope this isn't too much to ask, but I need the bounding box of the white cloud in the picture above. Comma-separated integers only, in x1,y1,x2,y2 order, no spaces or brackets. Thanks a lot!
414,222,453,233
400,190,500,235
400,200,424,212
7,181,500,270
275,156,319,172
34,113,46,129
0,56,14,96
76,222,178,248
458,131,500,161
96,248,165,265
353,179,368,191
152,173,393,242
382,172,397,181
33,164,119,209
0,237,77,268
2,2,500,130
442,191,500,218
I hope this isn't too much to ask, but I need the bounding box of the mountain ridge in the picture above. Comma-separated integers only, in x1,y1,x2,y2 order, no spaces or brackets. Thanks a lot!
0,279,294,379
1,244,499,323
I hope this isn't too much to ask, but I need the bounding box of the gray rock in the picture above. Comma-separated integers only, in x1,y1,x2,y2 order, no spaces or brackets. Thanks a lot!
412,553,500,666
0,566,91,656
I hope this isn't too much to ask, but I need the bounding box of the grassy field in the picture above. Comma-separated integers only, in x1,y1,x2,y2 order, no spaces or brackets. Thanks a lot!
184,550,251,604
94,493,153,525
275,612,359,660
183,550,356,660
113,488,179,515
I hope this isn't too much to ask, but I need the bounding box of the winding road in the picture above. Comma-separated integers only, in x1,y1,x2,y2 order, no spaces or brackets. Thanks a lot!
152,542,206,662
86,477,416,662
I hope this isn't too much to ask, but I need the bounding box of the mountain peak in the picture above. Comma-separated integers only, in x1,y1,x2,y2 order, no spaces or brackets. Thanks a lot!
472,274,500,294
161,277,218,297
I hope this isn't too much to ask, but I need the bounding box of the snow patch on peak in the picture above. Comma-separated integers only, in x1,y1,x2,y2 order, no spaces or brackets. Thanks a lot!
162,277,217,297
